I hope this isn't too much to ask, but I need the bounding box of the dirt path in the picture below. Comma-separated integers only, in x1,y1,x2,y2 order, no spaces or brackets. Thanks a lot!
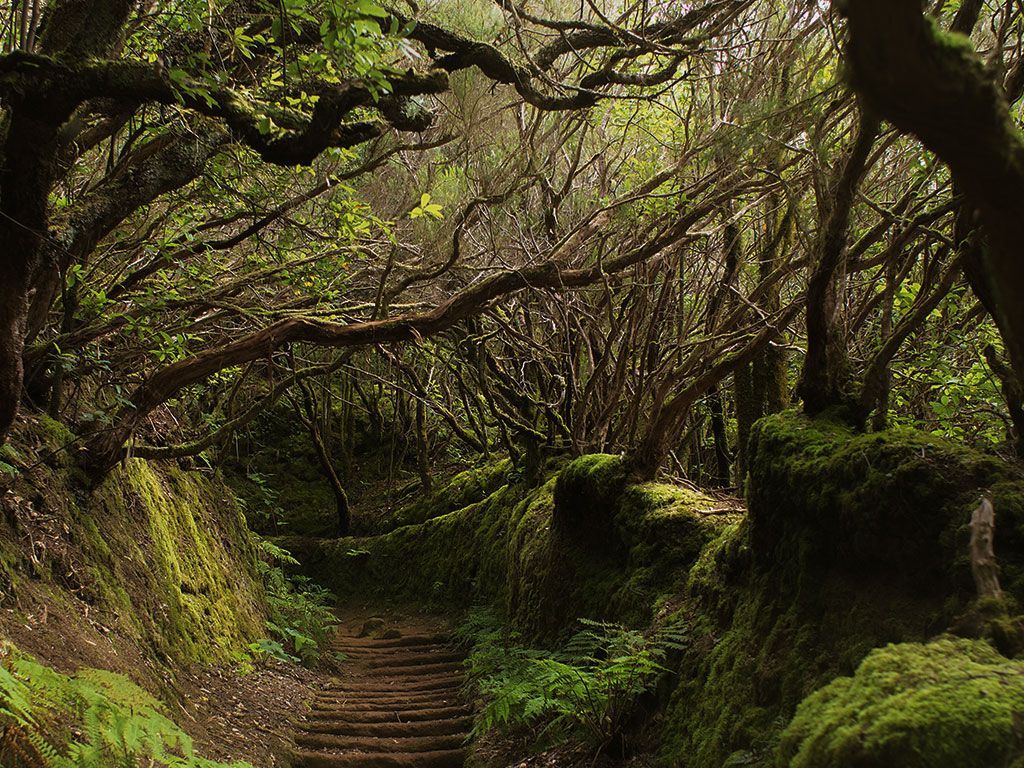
289,615,471,767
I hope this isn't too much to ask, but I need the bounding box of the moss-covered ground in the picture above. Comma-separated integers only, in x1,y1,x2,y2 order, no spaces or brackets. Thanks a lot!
86,459,265,663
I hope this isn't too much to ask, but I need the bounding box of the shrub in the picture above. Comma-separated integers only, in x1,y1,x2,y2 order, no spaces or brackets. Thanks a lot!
253,537,338,667
459,609,687,755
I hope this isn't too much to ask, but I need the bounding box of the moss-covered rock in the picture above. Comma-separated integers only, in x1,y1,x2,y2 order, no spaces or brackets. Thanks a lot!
86,460,265,663
300,454,731,639
552,454,629,548
1,416,265,667
746,411,1024,597
388,459,512,529
778,638,1024,768
657,411,1024,767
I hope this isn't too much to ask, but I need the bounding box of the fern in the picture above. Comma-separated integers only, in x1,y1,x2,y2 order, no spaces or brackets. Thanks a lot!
252,535,337,666
0,644,251,768
461,611,689,755
254,537,299,566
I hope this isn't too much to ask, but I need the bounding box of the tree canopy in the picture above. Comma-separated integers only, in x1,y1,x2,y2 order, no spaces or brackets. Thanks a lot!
2,0,1023,498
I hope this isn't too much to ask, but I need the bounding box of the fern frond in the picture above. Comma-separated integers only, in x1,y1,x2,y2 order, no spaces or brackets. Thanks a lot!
462,611,691,754
1,643,254,768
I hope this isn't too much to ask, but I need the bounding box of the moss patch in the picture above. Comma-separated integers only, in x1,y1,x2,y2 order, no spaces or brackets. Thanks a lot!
552,454,628,546
388,459,512,529
85,460,265,663
778,638,1024,768
745,411,1024,595
1,416,265,668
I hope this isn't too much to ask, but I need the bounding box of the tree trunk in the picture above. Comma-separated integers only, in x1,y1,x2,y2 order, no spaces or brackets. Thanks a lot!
871,258,895,431
293,384,350,536
414,396,432,492
970,496,1002,601
734,198,792,484
837,0,1024,399
0,110,61,445
0,0,137,446
799,109,879,415
707,387,731,487
0,280,29,446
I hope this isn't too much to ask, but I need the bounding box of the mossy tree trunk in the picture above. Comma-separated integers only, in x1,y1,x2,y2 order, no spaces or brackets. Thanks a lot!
702,213,742,487
0,0,172,445
706,389,731,486
735,195,792,484
414,396,432,492
798,108,879,416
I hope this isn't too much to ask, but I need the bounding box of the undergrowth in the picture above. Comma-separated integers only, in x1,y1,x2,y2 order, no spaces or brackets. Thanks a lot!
0,644,249,768
250,537,338,667
456,609,688,757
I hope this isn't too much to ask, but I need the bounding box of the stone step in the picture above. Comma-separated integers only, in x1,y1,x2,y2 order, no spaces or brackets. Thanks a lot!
290,748,466,768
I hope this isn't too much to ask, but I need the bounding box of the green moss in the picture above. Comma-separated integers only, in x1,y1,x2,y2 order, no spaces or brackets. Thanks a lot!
305,454,729,640
1,414,267,683
656,411,1024,767
746,411,1022,594
778,638,1024,768
82,460,264,664
552,454,628,544
390,459,512,529
616,482,726,569
36,414,75,456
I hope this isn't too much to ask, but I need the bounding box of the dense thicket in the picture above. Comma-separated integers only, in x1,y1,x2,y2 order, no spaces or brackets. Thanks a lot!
1,0,1023,519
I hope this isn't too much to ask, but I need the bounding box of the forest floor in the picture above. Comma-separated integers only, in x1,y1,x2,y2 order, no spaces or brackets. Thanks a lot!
0,579,328,767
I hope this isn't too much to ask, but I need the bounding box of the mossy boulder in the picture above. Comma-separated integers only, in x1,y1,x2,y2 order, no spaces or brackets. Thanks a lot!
778,638,1024,768
552,454,629,548
747,411,1024,598
658,411,1024,767
389,459,512,529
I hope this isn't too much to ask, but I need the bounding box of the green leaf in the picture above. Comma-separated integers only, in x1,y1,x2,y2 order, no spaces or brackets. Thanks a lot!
355,0,389,17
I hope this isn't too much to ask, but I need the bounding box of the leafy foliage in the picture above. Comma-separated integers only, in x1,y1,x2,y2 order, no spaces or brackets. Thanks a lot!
458,609,688,754
0,644,250,768
252,537,338,667
409,193,444,220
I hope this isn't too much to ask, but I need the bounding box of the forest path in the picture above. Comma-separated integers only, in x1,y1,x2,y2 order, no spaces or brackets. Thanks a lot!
289,614,471,768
